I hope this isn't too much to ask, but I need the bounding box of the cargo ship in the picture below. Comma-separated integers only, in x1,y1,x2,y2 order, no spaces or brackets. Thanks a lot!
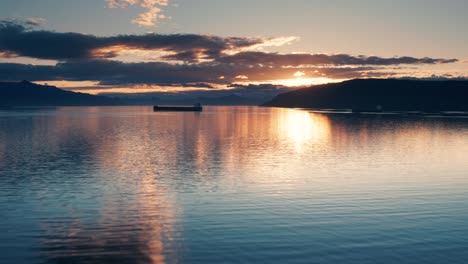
153,103,203,112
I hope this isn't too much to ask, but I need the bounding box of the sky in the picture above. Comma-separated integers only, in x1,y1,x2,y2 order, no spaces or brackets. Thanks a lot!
1,0,468,95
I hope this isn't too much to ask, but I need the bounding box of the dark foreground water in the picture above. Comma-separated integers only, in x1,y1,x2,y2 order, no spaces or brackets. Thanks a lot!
0,106,468,264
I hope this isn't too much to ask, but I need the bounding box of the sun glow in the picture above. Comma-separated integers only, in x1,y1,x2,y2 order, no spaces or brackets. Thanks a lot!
271,71,345,87
277,109,331,152
240,70,343,87
277,77,337,86
243,77,342,87
293,71,306,77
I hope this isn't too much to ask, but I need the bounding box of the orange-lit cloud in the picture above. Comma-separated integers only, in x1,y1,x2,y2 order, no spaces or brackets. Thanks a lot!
293,71,305,77
26,17,46,26
0,51,17,58
34,80,101,88
235,75,249,80
106,0,169,27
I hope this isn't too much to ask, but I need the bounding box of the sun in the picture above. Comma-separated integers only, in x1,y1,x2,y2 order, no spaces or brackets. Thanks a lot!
239,76,342,87
272,71,342,87
275,77,340,87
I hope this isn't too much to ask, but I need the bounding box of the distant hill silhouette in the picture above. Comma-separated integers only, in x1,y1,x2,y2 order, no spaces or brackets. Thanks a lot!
104,92,264,106
197,94,256,105
0,81,121,106
263,79,468,111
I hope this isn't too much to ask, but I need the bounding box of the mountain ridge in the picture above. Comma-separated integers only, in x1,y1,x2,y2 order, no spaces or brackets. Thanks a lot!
0,81,121,106
262,79,468,111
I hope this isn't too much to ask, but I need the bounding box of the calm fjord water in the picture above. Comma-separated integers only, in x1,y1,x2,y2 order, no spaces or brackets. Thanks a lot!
0,106,468,264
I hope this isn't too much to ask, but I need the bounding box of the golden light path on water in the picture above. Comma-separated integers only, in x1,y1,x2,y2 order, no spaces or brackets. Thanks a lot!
29,111,178,264
1,106,468,263
277,109,330,153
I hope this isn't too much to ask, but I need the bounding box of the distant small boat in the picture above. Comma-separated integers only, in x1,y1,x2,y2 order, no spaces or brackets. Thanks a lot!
438,111,468,117
153,103,203,112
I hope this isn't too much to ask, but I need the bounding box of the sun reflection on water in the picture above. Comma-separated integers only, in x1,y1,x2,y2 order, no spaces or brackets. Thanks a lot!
277,109,331,152
3,106,468,264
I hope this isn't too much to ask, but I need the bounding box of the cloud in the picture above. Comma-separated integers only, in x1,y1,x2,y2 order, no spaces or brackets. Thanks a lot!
0,60,391,86
3,59,460,97
293,71,305,77
106,0,169,27
0,51,17,58
26,18,47,26
399,75,468,81
245,36,299,51
0,21,102,60
216,52,458,66
0,60,229,84
0,21,266,61
0,21,457,67
0,20,462,91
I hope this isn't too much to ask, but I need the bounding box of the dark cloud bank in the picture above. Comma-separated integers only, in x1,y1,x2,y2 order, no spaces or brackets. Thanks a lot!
0,20,460,94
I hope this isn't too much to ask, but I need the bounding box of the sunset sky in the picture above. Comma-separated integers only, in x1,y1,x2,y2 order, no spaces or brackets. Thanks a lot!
1,0,467,95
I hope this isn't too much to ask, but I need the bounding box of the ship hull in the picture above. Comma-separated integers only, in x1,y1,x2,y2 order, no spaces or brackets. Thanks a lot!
153,106,203,112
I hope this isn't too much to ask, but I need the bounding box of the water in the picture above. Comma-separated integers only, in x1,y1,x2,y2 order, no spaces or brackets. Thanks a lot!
0,106,467,264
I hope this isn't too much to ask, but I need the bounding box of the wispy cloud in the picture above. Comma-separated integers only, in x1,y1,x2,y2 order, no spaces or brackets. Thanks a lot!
216,52,458,66
25,18,46,26
245,36,299,51
106,0,169,27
